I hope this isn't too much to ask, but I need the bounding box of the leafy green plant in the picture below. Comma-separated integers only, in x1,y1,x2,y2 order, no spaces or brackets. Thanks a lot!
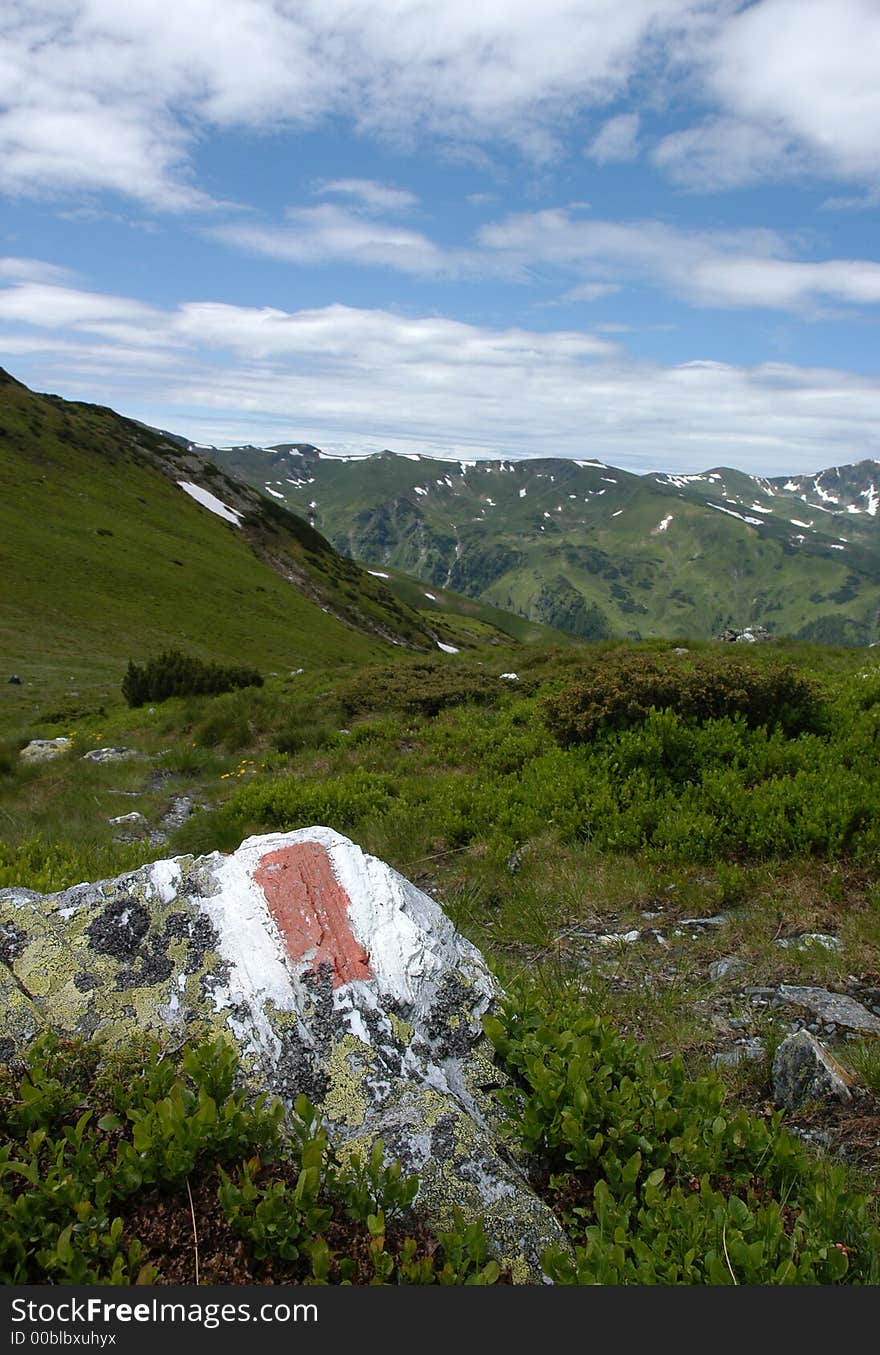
484,994,880,1285
0,1033,501,1286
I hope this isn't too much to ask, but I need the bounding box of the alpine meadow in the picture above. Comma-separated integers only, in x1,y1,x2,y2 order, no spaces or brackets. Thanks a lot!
3,0,880,1297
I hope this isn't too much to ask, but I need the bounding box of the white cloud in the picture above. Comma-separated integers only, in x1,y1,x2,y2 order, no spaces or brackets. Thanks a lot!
652,117,814,191
0,1,707,208
315,179,419,213
662,0,880,191
0,257,77,284
5,278,880,475
587,113,641,164
478,210,880,312
212,203,475,277
1,2,876,208
562,282,621,302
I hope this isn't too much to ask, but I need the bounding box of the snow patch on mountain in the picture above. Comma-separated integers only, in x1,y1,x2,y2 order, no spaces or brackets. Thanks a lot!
177,481,242,527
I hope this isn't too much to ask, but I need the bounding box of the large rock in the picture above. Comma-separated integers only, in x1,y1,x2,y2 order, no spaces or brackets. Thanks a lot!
0,827,568,1281
777,985,880,1035
19,738,70,762
772,1030,857,1109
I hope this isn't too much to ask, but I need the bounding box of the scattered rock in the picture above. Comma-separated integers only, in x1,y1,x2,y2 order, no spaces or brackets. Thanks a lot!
0,826,570,1281
82,747,136,764
777,933,841,952
672,647,689,655
716,625,774,643
709,955,745,982
777,986,880,1035
595,929,641,946
7,675,21,685
161,796,194,831
677,915,727,929
498,673,518,681
772,1030,857,1109
712,1037,765,1068
108,812,146,827
19,738,70,762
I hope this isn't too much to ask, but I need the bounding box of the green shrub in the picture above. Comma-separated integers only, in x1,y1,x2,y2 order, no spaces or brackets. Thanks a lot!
122,649,263,708
0,1034,499,1285
544,652,823,744
485,996,880,1285
337,660,502,718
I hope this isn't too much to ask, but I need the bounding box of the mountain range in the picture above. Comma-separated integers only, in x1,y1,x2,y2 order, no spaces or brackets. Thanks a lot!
201,441,880,646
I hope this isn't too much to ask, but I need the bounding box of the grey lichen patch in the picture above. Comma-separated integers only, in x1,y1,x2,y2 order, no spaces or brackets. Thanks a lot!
341,1083,568,1282
0,920,28,965
87,895,151,961
272,1022,331,1107
0,861,233,1053
426,973,485,1058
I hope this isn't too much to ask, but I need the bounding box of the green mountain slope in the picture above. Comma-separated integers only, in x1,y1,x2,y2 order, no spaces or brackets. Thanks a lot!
205,442,880,645
0,371,472,719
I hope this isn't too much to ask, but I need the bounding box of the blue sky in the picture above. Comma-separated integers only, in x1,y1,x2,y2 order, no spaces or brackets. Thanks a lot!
2,0,880,474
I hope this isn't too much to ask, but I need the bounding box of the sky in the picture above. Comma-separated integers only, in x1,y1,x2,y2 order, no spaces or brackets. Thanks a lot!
1,0,880,475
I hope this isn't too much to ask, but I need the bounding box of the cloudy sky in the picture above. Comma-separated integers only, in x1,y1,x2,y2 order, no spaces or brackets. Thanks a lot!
2,0,879,473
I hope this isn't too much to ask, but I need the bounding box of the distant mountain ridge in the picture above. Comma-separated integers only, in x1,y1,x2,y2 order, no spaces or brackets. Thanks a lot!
201,439,880,645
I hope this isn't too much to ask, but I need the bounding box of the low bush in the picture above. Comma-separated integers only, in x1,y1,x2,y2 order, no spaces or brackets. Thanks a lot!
544,652,823,744
122,650,263,708
337,660,502,718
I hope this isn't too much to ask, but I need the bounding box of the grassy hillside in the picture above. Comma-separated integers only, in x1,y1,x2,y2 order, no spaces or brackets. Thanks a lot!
0,371,488,730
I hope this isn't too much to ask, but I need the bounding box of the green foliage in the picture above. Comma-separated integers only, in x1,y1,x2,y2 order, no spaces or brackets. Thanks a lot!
122,649,263,708
0,835,153,895
229,768,398,833
337,660,503,717
0,1034,499,1286
484,997,880,1285
544,652,824,744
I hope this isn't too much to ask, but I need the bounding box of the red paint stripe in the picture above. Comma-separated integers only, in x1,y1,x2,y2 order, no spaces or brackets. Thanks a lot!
254,841,372,988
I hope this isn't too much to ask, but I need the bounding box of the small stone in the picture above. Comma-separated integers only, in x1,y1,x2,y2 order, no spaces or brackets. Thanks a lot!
82,747,135,764
772,1030,856,1109
596,929,641,946
777,933,842,952
710,955,744,982
108,812,146,827
7,675,21,685
712,1037,765,1068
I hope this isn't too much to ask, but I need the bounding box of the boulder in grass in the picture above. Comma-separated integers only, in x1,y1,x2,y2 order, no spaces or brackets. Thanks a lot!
772,1029,857,1109
19,738,70,762
0,827,570,1282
